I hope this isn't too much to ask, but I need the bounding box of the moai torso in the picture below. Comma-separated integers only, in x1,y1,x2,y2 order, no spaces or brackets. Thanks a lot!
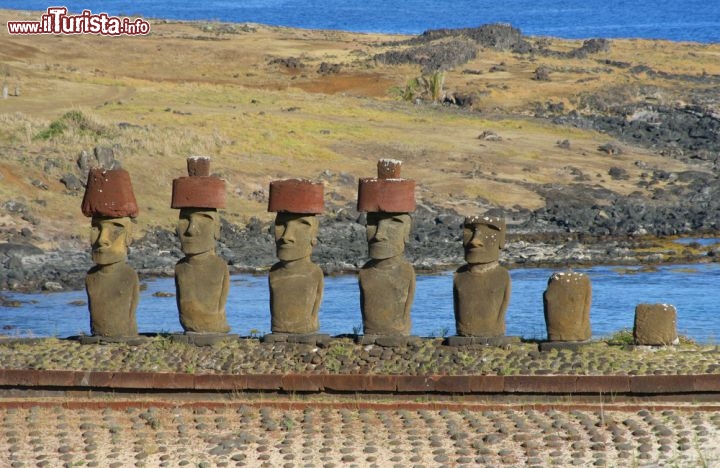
633,303,677,345
269,259,323,334
453,262,511,337
543,271,592,341
86,263,139,337
359,257,415,335
175,254,230,333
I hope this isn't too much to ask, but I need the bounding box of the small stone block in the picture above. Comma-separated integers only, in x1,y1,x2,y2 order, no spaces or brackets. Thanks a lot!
575,375,631,393
261,333,288,343
433,376,474,393
187,156,211,177
397,375,435,392
286,333,332,345
377,159,402,179
170,332,238,346
504,375,578,393
633,303,678,345
444,335,520,347
281,374,323,392
355,334,377,345
543,271,592,341
77,335,148,346
322,374,368,392
355,334,421,346
539,340,596,352
630,375,693,394
375,335,421,347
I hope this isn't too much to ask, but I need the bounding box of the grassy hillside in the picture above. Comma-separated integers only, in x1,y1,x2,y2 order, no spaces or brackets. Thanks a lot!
1,10,719,250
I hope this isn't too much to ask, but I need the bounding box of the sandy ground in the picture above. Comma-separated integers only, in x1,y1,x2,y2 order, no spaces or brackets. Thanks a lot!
1,403,718,467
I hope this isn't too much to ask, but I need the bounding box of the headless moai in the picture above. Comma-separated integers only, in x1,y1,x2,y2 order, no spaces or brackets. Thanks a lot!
453,212,511,337
267,179,324,334
81,168,140,338
171,157,230,333
543,271,592,341
633,303,678,345
357,159,416,336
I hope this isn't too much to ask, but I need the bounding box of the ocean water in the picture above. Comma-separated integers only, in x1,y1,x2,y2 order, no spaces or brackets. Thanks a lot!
4,0,719,42
3,263,720,343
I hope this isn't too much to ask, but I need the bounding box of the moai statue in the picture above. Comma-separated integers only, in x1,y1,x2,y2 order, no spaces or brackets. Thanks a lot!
267,179,324,335
171,157,230,334
81,168,140,338
543,271,592,342
633,303,678,345
453,211,511,338
357,159,416,336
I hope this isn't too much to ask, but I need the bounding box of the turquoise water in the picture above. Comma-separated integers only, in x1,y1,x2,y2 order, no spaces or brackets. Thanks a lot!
3,263,719,342
5,1,719,42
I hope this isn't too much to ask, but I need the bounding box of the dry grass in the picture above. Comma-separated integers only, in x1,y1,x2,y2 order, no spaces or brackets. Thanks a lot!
0,9,717,248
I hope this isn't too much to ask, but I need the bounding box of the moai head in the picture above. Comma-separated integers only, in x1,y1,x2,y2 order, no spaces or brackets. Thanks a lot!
81,168,139,265
177,208,221,256
462,210,506,265
357,159,415,260
171,157,226,256
268,179,324,262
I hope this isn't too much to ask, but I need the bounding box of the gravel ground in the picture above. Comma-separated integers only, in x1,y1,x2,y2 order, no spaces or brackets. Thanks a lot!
0,336,718,376
0,404,718,467
1,337,719,466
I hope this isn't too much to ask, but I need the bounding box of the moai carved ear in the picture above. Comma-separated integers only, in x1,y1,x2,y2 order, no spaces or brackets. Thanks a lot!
125,219,134,247
403,215,412,243
310,216,320,246
213,213,221,241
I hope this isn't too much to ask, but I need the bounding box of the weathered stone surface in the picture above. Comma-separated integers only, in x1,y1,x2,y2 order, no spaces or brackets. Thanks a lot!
357,179,416,213
358,162,416,336
186,156,211,177
170,332,238,346
453,212,511,337
171,177,226,209
82,162,140,340
444,335,519,347
633,303,678,345
543,271,592,341
269,260,323,333
539,340,594,352
360,258,415,335
86,262,139,337
175,254,230,333
78,334,147,346
268,179,324,214
268,208,323,334
173,158,231,334
262,333,331,345
454,264,510,337
81,168,138,218
357,159,416,213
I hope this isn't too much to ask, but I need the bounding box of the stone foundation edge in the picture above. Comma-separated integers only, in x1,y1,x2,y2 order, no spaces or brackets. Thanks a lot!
1,369,718,395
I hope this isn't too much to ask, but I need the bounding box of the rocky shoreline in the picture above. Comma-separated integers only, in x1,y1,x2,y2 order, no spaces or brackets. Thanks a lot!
1,204,718,294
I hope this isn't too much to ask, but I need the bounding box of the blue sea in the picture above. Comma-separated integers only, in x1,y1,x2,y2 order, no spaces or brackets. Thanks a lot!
4,0,719,42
